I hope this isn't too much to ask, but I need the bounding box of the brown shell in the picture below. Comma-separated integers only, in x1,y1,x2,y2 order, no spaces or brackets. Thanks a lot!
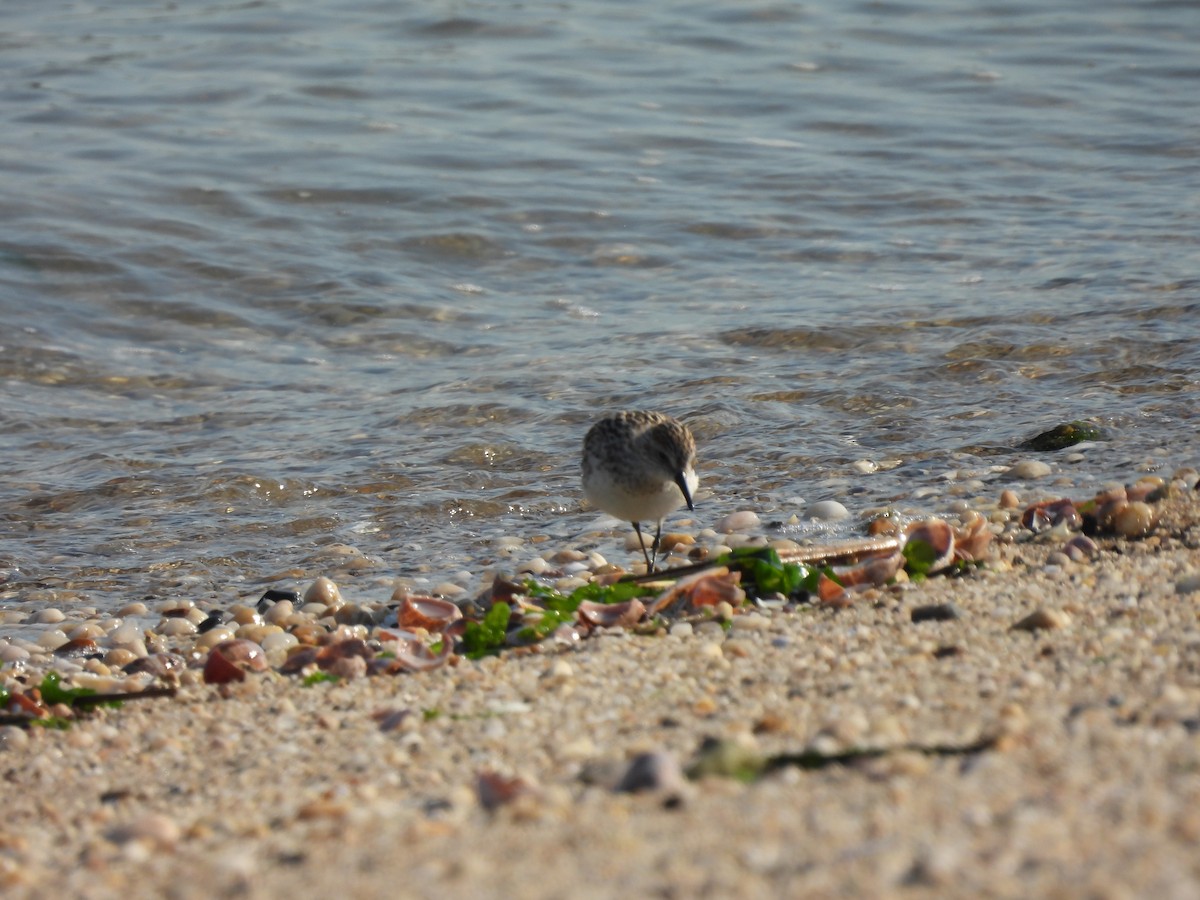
397,595,463,633
203,639,268,684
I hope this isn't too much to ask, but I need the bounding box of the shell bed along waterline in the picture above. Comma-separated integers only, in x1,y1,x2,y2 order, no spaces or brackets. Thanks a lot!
0,469,1192,711
0,471,1198,895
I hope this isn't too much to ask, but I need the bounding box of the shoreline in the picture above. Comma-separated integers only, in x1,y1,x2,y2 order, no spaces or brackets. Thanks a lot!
2,481,1200,897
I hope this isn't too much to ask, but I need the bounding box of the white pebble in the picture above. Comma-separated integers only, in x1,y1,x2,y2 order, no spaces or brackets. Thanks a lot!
669,622,694,638
806,500,850,521
0,726,29,751
260,631,299,653
518,557,549,575
263,600,295,625
156,618,197,637
0,643,30,663
1010,459,1052,479
37,629,69,650
715,511,761,534
851,459,878,474
31,608,66,624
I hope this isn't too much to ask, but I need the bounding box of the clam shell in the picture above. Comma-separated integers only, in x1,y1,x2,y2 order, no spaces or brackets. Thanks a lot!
904,518,956,573
397,595,463,633
577,599,646,629
203,639,268,684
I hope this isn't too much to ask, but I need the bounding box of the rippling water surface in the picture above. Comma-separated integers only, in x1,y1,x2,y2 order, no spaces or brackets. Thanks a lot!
2,0,1198,609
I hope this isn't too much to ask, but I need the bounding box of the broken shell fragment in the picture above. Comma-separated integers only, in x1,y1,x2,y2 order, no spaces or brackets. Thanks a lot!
203,639,268,684
646,567,745,616
397,595,463,633
904,519,955,573
577,598,646,629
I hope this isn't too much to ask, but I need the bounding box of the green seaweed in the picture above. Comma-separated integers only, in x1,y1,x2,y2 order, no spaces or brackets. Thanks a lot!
516,579,658,642
301,672,340,687
902,538,938,581
719,546,818,598
462,601,512,659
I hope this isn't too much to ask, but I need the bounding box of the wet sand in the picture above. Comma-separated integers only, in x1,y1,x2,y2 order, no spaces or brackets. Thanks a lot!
3,488,1200,898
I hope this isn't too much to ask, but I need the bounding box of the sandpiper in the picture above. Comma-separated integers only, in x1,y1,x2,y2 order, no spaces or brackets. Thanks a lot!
581,410,698,573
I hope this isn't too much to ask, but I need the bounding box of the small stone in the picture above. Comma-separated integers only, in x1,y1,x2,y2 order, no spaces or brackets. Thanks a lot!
999,489,1020,509
517,557,549,575
911,603,962,624
806,500,850,522
0,725,29,751
669,622,694,638
1012,608,1069,632
540,659,573,686
156,618,197,637
615,751,687,804
304,576,342,607
263,600,295,625
32,608,66,625
1064,534,1098,561
1175,573,1200,596
715,511,760,534
731,614,771,632
1113,501,1155,538
1010,459,1052,479
107,812,181,851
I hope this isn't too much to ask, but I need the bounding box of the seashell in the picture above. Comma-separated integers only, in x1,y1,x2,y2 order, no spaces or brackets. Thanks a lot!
645,567,745,617
315,638,373,670
816,572,850,607
953,512,993,562
397,595,463,633
1063,534,1099,561
123,652,187,679
476,770,535,811
904,519,956,573
279,646,320,675
203,639,268,684
837,551,904,588
576,599,646,629
380,637,453,674
1020,499,1080,534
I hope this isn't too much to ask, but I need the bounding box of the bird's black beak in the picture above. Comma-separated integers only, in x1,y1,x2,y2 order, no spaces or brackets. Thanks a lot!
675,471,695,511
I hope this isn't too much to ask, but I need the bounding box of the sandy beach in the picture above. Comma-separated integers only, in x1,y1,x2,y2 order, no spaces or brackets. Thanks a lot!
3,482,1200,899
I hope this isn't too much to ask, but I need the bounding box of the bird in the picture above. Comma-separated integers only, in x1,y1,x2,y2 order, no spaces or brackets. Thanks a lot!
581,410,698,574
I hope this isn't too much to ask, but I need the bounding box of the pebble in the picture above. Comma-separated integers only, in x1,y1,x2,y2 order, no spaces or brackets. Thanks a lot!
615,751,687,803
117,602,149,617
1012,608,1070,631
715,510,760,534
0,726,30,751
669,622,694,638
36,630,68,651
806,500,850,521
911,603,962,624
1010,459,1052,479
1175,573,1200,596
156,618,197,638
730,614,771,632
1113,501,1156,538
263,600,295,625
30,608,66,625
107,812,181,851
999,489,1020,509
517,557,549,575
304,576,342,607
0,643,30,663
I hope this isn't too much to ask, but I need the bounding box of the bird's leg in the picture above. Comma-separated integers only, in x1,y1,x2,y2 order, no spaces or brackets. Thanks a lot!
632,521,655,574
650,520,665,572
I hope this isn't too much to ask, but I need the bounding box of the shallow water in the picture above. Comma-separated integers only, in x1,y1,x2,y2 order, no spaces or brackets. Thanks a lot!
1,0,1198,611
